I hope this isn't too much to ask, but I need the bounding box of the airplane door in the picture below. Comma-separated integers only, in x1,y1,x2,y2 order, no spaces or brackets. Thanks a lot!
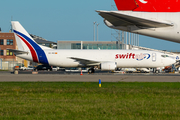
152,53,156,62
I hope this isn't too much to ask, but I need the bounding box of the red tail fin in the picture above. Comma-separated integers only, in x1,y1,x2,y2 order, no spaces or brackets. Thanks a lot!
114,0,138,11
114,0,180,12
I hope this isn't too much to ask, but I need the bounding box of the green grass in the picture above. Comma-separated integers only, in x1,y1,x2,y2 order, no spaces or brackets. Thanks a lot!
0,70,9,71
0,82,180,120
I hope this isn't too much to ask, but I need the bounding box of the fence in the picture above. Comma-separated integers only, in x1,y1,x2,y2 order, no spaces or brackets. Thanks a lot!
0,59,2,69
0,61,19,70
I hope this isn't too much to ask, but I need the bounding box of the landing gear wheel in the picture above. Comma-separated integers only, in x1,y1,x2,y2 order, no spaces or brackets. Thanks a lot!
155,70,159,74
88,68,95,74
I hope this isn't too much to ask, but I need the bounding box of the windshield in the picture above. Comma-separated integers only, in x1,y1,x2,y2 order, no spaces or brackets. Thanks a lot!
161,55,169,58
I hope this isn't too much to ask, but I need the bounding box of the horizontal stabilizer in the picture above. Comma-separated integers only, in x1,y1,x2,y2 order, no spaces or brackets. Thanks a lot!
7,49,28,55
97,11,173,28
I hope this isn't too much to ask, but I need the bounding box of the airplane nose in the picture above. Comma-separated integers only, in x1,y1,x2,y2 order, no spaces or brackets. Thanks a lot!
163,58,176,66
169,58,176,65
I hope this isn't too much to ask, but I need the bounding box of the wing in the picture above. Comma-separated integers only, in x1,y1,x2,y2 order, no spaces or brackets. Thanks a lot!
97,11,173,28
69,57,100,66
7,49,28,55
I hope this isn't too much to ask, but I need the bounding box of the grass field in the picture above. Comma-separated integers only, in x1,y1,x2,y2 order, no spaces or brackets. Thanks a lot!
0,82,180,120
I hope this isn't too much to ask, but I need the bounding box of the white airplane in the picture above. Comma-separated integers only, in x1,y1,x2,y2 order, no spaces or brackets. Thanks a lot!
97,0,180,43
10,21,175,73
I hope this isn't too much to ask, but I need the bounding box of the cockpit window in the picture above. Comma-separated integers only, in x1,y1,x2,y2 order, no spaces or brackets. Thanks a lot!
161,55,169,58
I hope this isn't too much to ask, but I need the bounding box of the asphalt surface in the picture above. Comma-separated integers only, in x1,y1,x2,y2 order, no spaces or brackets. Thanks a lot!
0,71,180,82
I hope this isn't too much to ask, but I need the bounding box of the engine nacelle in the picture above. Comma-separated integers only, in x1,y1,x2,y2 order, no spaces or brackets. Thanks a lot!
101,62,117,71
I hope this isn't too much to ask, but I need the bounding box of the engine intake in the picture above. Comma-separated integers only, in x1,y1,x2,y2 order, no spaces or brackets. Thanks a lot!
101,62,117,71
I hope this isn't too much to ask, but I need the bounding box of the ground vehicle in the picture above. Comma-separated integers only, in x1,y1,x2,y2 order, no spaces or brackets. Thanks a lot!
65,67,88,72
137,68,150,73
65,67,80,72
52,66,60,71
121,68,137,73
34,65,52,71
19,66,26,70
26,66,34,70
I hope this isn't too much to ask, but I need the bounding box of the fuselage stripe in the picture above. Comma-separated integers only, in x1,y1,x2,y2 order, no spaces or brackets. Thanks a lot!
14,30,49,65
16,34,39,62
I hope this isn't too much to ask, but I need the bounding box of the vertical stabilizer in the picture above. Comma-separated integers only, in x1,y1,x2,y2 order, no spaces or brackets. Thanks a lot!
114,0,180,12
114,0,138,11
11,21,49,64
11,21,37,51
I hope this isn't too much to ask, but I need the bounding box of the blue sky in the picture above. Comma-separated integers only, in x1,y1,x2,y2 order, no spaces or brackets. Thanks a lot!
0,0,180,51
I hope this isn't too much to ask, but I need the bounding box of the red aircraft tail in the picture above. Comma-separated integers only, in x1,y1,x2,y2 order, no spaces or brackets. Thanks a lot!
114,0,138,11
114,0,180,12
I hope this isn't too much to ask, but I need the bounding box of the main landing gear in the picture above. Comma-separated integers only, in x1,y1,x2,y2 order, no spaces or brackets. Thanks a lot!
88,67,95,74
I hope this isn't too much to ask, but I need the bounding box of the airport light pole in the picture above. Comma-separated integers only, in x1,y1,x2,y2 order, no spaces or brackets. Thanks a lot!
138,34,139,46
134,33,135,46
97,23,99,41
93,22,96,41
126,32,127,50
131,33,133,46
129,32,130,45
0,47,1,69
134,33,136,46
136,34,138,46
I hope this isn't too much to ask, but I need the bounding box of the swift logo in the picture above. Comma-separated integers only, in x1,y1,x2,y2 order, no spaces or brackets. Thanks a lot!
136,53,150,61
115,53,150,61
139,0,148,4
115,53,135,59
176,56,179,60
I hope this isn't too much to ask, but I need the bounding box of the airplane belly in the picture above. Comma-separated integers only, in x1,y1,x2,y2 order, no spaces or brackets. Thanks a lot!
136,29,180,43
46,54,79,67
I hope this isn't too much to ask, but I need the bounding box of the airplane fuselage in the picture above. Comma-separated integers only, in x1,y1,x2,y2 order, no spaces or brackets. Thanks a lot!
16,49,175,69
11,21,176,71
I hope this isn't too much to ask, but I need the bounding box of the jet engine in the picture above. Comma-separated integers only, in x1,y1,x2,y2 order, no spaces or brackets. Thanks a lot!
100,62,117,71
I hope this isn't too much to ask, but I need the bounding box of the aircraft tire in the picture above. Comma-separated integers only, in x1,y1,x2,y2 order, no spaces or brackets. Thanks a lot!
88,68,95,74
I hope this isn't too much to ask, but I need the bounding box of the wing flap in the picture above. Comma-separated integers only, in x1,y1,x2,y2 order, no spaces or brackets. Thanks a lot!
69,57,100,66
97,11,173,28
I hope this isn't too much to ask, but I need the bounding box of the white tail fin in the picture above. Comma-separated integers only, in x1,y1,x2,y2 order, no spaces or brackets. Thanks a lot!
11,21,49,64
11,21,37,51
11,21,51,51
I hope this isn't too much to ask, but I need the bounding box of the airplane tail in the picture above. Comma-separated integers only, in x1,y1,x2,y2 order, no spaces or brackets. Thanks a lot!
114,0,180,12
11,21,49,64
114,0,138,11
